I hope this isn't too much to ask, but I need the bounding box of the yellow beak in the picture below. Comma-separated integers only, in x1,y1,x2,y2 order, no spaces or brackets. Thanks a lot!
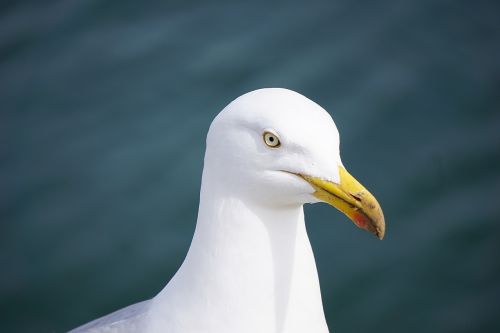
300,166,385,239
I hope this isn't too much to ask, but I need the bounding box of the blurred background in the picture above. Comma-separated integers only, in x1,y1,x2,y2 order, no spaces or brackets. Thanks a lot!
1,0,499,332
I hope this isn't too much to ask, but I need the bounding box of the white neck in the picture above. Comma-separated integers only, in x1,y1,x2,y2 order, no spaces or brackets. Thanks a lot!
148,169,329,333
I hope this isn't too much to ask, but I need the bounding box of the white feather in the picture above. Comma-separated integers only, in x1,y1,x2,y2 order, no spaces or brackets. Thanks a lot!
70,88,340,333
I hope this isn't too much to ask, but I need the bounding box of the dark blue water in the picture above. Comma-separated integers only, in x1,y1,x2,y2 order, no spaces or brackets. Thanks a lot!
1,0,500,332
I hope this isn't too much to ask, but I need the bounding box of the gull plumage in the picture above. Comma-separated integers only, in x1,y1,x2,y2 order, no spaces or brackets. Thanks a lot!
70,88,385,333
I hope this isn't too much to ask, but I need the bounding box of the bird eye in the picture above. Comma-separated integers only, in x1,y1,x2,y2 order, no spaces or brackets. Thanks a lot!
263,131,281,148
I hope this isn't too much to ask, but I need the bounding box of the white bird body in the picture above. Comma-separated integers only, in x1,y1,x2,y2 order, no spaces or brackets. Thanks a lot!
70,88,385,333
146,189,328,333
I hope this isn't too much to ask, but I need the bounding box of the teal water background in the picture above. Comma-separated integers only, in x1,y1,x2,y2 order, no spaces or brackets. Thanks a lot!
1,0,500,332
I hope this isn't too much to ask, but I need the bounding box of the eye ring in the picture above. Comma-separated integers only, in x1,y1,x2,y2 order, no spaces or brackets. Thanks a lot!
263,131,281,148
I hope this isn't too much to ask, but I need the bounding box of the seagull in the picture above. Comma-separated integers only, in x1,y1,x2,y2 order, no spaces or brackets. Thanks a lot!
69,88,385,333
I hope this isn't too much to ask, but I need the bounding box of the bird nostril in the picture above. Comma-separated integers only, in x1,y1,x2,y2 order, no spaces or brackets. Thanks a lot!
351,194,362,202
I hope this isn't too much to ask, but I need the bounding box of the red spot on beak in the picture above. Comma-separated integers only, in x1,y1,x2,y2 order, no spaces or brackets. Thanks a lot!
353,212,368,229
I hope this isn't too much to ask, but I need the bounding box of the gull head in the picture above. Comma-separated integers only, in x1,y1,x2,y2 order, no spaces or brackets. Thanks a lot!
204,88,385,239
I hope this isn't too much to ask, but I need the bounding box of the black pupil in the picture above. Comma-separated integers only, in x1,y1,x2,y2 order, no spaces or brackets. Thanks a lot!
269,136,274,142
